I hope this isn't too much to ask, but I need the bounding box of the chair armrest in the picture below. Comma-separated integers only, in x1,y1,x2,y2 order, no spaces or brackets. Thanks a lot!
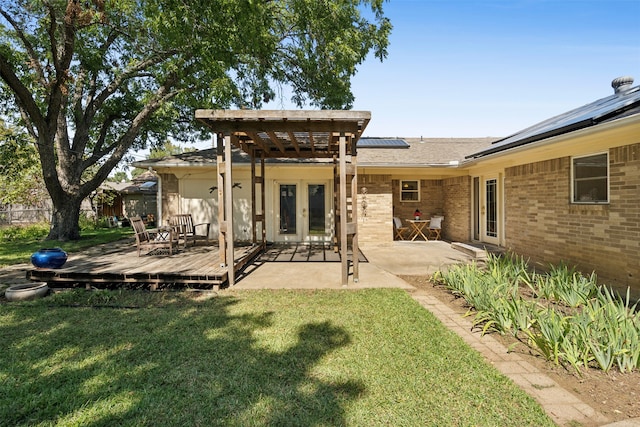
193,222,211,233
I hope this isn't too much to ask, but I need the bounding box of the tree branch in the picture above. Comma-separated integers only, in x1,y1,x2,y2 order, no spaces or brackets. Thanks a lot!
86,30,118,106
85,51,178,123
0,54,47,135
81,77,182,190
0,6,47,85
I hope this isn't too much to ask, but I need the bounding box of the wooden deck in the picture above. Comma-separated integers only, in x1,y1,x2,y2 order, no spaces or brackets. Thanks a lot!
27,240,262,289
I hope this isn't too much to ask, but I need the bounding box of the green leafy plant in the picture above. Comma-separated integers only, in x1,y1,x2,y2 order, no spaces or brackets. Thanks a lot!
435,255,640,374
0,222,50,242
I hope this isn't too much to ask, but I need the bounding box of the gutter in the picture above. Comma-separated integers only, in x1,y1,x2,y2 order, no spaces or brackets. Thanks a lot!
358,162,462,168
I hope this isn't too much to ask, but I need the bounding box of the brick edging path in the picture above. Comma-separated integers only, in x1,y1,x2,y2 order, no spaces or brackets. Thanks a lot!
410,292,610,427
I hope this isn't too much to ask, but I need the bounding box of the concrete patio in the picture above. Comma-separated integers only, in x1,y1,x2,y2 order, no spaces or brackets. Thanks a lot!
234,240,476,289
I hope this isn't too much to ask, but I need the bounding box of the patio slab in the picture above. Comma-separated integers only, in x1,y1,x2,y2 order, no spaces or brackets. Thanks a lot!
234,241,471,289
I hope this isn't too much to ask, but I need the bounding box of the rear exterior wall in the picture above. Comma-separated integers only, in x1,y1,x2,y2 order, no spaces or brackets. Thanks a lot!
504,142,640,291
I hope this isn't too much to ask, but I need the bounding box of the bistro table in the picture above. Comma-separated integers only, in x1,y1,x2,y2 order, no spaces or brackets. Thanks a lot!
406,219,430,241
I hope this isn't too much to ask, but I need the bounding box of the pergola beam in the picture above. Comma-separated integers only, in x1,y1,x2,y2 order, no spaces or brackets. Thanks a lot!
266,131,287,154
287,131,301,154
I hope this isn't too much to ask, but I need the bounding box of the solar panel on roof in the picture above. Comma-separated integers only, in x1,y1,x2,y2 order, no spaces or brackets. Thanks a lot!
469,85,640,158
357,138,409,148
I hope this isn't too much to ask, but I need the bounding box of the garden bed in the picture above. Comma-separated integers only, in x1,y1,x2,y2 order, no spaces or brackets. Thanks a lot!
402,274,640,424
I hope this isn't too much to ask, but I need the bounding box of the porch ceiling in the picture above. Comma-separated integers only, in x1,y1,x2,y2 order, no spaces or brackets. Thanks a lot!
195,110,370,158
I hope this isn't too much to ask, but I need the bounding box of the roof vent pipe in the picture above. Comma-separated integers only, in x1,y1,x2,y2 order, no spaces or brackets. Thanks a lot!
611,76,634,94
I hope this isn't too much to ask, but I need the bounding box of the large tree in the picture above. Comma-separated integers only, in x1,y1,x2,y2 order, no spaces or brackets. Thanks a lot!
0,0,391,240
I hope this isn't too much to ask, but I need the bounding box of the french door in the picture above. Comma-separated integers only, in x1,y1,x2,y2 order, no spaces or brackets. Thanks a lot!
276,181,330,242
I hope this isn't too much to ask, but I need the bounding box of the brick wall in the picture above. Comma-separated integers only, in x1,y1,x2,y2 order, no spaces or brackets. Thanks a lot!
443,176,472,242
391,179,444,220
504,143,640,291
357,174,393,244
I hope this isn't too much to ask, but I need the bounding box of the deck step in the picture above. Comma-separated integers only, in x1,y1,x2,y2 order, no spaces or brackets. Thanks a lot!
451,242,488,260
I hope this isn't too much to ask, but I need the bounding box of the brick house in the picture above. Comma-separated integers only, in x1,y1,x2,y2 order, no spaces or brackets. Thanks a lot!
135,77,639,291
464,76,640,291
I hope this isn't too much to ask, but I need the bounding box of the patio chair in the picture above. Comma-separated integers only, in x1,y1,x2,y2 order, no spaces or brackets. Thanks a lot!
170,214,211,246
427,216,444,240
130,216,179,256
393,216,408,240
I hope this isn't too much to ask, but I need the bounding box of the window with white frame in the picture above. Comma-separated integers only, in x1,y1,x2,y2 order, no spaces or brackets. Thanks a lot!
400,180,420,201
572,153,608,203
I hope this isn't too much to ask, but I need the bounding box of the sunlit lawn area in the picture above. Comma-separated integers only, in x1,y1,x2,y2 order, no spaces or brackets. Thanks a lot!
0,288,554,426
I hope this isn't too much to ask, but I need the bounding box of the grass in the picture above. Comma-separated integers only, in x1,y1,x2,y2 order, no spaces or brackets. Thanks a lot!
0,288,555,426
0,223,132,267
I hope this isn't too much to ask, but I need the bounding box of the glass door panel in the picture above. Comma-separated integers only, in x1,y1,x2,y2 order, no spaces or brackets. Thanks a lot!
485,179,497,238
308,184,325,235
279,184,297,235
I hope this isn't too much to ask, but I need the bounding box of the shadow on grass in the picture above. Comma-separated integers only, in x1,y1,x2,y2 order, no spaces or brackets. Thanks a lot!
0,292,363,426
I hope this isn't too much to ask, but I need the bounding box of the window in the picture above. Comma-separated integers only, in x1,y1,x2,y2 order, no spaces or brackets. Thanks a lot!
572,153,608,203
400,180,420,201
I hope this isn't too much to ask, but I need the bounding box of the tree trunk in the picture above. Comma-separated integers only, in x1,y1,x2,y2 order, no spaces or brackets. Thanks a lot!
47,196,82,241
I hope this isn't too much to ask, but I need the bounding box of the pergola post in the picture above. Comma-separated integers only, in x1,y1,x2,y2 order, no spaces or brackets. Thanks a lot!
251,149,257,244
225,133,235,286
260,151,266,247
339,133,348,285
216,132,226,268
351,142,359,282
338,132,359,285
250,148,267,249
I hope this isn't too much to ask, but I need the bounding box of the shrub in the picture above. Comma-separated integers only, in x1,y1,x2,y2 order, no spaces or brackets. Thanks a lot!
435,254,640,374
0,222,49,242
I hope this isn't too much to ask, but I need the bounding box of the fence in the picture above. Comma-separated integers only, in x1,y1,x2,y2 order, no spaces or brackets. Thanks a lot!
0,207,52,225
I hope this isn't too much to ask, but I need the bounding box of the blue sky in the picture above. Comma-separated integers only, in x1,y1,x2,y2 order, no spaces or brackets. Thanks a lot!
173,0,639,155
345,0,640,138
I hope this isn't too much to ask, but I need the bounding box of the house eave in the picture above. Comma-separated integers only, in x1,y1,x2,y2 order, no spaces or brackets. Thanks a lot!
463,113,640,165
358,162,462,168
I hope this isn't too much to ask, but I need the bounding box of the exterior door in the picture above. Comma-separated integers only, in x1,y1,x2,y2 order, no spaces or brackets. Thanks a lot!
473,176,500,245
275,181,331,242
482,177,500,245
305,183,329,242
277,183,300,241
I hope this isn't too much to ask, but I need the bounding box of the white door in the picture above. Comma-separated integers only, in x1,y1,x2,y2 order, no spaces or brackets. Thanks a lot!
473,176,501,245
304,182,330,242
275,181,331,242
276,182,300,242
482,177,500,245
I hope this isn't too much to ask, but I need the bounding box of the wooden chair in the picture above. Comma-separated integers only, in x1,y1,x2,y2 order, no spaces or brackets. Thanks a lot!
427,216,444,240
130,216,179,256
169,214,211,246
393,216,408,240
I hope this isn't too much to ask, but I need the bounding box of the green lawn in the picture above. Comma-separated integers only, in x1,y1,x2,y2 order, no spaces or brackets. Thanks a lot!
0,226,132,267
0,288,554,426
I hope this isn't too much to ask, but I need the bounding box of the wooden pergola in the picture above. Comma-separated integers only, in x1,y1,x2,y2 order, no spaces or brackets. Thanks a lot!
194,110,371,286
